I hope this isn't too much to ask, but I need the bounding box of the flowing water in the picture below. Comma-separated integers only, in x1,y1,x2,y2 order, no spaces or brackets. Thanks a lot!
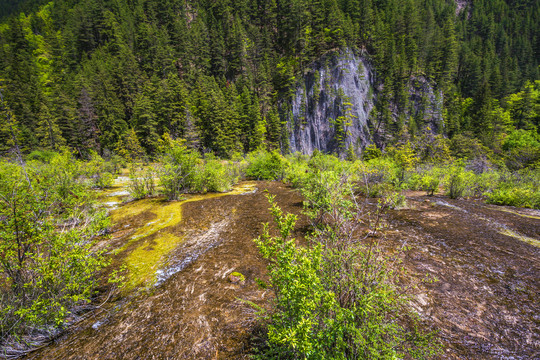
22,183,540,359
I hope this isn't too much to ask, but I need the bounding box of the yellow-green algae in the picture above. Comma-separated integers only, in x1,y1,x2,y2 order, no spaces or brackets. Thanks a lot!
112,182,257,290
490,207,540,220
124,232,181,289
499,228,540,248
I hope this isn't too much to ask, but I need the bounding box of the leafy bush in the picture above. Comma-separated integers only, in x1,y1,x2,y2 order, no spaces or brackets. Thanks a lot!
444,163,471,199
158,140,201,199
355,158,399,197
0,159,109,341
487,187,540,209
307,151,348,173
361,144,382,161
384,190,408,209
485,169,540,208
85,151,114,189
420,175,440,196
391,142,418,184
245,150,287,180
254,182,438,359
449,133,491,160
157,140,240,198
467,170,501,198
300,170,351,225
26,149,56,163
128,164,156,199
36,150,90,210
283,153,310,188
201,159,238,193
502,129,540,151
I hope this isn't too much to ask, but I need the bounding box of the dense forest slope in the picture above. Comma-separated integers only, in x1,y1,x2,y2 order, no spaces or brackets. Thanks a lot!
0,0,538,158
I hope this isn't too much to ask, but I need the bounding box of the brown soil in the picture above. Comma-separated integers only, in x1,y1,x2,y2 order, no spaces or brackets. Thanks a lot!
23,185,539,360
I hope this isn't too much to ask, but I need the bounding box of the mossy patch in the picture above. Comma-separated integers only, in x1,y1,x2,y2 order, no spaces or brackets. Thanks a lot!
124,232,184,289
499,228,540,248
107,181,258,291
491,207,540,220
228,271,245,283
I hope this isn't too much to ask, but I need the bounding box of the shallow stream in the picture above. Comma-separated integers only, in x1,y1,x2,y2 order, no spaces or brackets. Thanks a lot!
22,183,540,359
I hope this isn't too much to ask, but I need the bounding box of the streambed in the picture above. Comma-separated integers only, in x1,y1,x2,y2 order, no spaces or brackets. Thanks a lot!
22,182,540,359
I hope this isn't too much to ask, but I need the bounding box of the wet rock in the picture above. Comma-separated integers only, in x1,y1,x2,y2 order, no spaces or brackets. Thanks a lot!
228,271,245,284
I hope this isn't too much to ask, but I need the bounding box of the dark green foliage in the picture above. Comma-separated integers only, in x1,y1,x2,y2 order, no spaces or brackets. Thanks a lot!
0,0,537,159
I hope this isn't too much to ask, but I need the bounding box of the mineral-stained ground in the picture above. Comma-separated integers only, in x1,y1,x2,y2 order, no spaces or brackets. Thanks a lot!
25,183,539,360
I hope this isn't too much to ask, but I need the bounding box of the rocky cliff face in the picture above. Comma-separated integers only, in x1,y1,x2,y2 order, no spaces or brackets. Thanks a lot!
287,51,374,156
285,50,444,156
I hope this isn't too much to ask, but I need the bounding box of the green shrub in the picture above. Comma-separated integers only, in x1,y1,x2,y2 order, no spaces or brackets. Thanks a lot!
0,159,109,340
245,150,287,180
487,186,540,209
283,154,310,188
128,164,156,199
407,172,423,190
307,151,346,173
38,150,89,210
158,140,201,200
356,158,399,196
201,159,238,193
467,171,501,198
362,143,382,161
391,142,418,184
85,151,114,189
420,175,440,196
444,163,471,199
384,190,408,209
26,149,56,163
300,170,352,224
253,190,438,359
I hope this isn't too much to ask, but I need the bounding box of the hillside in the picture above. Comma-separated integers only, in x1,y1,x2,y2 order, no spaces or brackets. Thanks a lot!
0,0,538,159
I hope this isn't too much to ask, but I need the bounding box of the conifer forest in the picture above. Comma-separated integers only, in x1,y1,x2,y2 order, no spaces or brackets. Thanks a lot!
0,0,539,359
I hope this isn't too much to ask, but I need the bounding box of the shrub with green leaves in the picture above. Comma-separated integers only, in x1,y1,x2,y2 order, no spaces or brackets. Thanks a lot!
129,164,156,199
444,163,472,199
158,140,201,199
0,158,109,342
283,153,310,189
384,190,408,209
361,144,382,161
201,159,238,193
300,170,350,225
391,142,418,184
420,175,440,196
486,169,540,208
487,186,540,209
356,158,399,197
85,151,114,189
254,176,439,359
26,149,56,163
467,170,501,198
307,151,347,173
245,150,288,180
